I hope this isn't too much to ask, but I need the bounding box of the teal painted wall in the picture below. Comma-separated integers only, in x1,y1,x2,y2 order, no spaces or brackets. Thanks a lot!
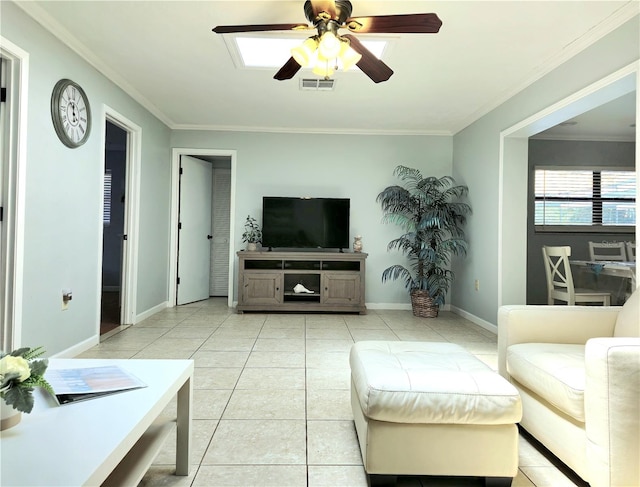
452,15,639,325
171,131,453,306
2,3,172,355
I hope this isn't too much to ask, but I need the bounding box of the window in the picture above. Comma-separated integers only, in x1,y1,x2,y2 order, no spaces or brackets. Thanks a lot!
534,167,636,231
103,169,112,225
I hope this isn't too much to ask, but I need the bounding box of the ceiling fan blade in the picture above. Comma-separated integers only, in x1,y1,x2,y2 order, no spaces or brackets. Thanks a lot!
274,57,302,81
345,13,442,34
308,0,338,19
343,34,393,83
213,23,309,34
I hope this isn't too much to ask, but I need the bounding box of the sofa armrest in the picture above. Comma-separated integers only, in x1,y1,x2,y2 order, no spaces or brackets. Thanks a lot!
497,305,620,378
585,337,640,487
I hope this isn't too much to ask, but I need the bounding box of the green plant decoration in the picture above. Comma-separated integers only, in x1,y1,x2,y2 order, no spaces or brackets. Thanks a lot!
377,165,471,307
1,346,54,414
241,215,262,244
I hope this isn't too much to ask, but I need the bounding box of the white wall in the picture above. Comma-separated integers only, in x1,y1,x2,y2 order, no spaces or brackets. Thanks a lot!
170,130,453,307
2,3,172,356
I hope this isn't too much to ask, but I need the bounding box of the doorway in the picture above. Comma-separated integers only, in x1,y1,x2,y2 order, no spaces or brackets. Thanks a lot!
99,107,141,334
169,149,236,308
176,155,232,305
209,162,232,297
0,38,28,352
498,62,639,308
101,121,128,334
0,55,9,346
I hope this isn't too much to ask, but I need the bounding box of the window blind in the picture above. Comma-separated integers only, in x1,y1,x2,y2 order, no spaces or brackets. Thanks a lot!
534,168,636,227
103,170,112,225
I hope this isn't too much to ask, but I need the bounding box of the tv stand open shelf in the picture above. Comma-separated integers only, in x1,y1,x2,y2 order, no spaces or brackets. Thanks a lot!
236,251,367,314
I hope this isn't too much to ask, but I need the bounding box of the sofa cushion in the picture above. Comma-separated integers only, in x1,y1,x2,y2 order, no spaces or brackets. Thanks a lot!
614,289,639,337
507,343,585,422
350,341,522,425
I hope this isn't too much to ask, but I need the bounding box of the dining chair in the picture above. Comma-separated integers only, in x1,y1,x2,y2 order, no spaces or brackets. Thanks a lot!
625,242,636,262
588,241,627,261
542,245,611,306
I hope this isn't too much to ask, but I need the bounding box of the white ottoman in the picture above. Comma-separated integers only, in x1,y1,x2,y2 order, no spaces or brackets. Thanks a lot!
350,341,522,486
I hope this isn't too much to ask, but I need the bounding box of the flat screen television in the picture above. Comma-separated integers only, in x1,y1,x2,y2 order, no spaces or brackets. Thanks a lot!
262,197,350,250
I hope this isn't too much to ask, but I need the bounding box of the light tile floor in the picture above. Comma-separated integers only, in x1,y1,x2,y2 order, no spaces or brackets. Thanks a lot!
78,298,587,487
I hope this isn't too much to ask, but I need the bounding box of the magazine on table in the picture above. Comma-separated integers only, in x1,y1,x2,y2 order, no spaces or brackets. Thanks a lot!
45,365,147,405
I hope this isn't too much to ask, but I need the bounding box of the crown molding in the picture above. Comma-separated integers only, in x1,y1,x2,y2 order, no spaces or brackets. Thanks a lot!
15,0,638,137
170,123,453,137
15,0,449,137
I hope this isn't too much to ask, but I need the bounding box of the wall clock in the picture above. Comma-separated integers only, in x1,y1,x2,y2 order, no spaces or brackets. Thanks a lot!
50,78,91,148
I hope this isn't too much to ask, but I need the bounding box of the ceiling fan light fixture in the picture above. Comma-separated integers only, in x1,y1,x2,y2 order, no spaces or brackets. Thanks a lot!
318,31,341,59
291,36,319,67
214,2,442,83
312,59,335,78
338,40,362,70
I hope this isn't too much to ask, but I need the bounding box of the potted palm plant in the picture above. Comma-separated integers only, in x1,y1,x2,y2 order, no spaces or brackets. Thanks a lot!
377,165,471,317
241,215,262,251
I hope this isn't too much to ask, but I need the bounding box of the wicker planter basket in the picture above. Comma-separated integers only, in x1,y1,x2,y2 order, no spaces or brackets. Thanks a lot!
410,290,439,318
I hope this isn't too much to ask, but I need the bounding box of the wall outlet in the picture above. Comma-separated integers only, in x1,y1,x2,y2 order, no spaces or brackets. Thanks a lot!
474,279,480,291
62,289,72,310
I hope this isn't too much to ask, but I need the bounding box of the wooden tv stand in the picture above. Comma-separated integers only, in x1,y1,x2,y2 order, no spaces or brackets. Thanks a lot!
236,251,367,314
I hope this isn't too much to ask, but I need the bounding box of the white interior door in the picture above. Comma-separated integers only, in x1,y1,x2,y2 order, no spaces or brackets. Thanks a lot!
177,155,212,305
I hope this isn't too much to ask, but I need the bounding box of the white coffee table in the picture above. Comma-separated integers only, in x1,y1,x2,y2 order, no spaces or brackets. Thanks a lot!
0,358,193,486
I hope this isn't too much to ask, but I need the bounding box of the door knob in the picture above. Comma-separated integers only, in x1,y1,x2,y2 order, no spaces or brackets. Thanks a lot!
207,235,213,239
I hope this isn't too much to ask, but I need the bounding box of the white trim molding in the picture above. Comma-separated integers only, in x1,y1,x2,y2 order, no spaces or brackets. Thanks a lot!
0,37,29,351
100,105,142,327
498,61,639,309
169,148,237,310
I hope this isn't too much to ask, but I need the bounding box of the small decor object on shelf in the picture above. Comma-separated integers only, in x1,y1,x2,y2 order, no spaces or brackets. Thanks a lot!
293,283,314,294
1,346,54,430
241,215,262,251
353,235,363,253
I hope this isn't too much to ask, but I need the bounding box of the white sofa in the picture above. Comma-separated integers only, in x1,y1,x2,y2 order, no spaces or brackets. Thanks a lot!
498,289,640,487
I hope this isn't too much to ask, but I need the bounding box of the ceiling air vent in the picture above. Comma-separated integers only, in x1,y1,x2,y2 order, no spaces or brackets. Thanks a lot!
300,78,336,91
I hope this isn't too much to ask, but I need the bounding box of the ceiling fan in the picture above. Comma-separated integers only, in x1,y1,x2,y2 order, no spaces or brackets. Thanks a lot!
212,0,442,83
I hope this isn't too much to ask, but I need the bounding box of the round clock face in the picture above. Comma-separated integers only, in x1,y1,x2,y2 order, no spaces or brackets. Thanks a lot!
50,79,91,148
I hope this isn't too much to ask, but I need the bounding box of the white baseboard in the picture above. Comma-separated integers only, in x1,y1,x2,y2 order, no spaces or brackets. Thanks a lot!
367,302,411,311
366,303,452,312
53,335,100,358
134,301,169,324
450,305,497,334
368,302,494,333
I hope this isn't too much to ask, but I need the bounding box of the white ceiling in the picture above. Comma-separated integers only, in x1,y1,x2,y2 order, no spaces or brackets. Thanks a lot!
534,91,636,141
15,0,639,137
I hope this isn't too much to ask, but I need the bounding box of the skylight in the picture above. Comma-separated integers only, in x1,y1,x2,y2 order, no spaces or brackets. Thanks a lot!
233,36,388,70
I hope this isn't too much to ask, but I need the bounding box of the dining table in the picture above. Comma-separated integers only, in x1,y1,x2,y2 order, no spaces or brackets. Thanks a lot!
570,260,636,303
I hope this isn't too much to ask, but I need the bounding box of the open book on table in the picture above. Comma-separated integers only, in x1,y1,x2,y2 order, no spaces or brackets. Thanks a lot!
45,365,147,405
